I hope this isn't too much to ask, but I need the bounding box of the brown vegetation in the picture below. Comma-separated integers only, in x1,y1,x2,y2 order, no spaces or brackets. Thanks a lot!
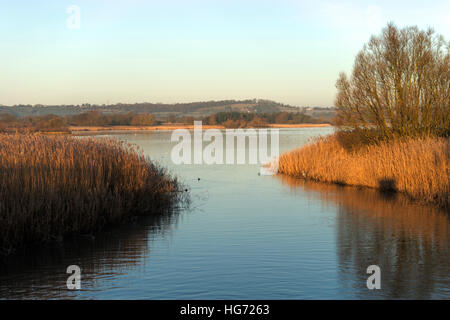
0,111,160,133
278,134,449,208
69,123,331,132
0,114,71,133
0,133,185,255
279,24,449,209
0,110,328,133
206,111,324,128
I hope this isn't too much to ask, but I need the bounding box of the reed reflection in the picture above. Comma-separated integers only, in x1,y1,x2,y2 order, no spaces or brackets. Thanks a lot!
0,211,180,299
277,175,450,299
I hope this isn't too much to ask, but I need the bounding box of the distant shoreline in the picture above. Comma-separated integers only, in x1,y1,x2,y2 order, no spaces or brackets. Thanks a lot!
70,123,332,132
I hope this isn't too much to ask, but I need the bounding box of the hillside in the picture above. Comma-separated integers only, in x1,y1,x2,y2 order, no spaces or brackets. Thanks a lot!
0,99,297,117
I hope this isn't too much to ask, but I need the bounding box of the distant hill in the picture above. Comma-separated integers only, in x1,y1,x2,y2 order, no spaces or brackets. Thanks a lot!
0,99,335,120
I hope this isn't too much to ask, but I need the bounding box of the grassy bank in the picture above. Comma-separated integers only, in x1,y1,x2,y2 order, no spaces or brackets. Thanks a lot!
69,123,331,132
0,133,185,255
278,134,449,208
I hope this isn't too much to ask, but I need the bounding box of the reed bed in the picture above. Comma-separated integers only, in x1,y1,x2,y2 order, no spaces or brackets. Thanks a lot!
278,134,449,208
0,133,185,255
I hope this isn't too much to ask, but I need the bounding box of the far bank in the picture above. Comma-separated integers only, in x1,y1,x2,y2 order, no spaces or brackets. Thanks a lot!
69,123,332,132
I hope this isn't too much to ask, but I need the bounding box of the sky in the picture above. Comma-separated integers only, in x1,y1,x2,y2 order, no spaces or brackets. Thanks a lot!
0,0,449,107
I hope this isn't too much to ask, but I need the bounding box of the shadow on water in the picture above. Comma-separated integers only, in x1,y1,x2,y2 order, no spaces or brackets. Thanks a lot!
0,210,181,299
378,178,397,193
277,175,450,299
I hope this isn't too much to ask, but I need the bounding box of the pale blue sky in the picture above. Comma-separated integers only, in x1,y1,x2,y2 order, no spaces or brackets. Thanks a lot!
1,0,449,106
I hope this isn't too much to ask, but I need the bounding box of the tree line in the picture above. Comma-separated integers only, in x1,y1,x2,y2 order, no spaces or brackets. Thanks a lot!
0,110,325,132
200,111,324,128
0,111,158,132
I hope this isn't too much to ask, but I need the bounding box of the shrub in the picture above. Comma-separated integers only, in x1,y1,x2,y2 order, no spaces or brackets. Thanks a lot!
335,23,449,141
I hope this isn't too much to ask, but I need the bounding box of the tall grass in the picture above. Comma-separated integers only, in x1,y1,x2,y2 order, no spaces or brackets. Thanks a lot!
278,134,449,208
0,133,185,255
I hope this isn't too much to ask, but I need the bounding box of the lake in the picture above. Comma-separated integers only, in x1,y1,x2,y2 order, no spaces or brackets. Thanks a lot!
0,128,448,299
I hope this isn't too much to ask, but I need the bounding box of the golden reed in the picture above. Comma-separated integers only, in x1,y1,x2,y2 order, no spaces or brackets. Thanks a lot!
0,133,184,255
278,134,449,208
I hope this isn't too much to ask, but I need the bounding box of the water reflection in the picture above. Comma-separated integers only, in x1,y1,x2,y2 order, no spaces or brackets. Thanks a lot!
1,128,448,299
278,175,450,299
0,211,180,299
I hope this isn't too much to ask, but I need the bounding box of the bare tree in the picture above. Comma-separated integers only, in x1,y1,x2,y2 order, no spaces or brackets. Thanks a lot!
335,23,449,141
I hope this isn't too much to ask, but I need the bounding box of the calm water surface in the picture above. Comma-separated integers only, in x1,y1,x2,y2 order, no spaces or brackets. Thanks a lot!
0,128,448,299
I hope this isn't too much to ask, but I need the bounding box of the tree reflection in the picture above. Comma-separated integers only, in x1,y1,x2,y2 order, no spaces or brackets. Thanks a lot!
278,175,449,299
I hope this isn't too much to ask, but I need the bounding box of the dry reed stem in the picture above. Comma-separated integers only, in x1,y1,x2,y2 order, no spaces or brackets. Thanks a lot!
0,133,185,255
278,134,449,208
